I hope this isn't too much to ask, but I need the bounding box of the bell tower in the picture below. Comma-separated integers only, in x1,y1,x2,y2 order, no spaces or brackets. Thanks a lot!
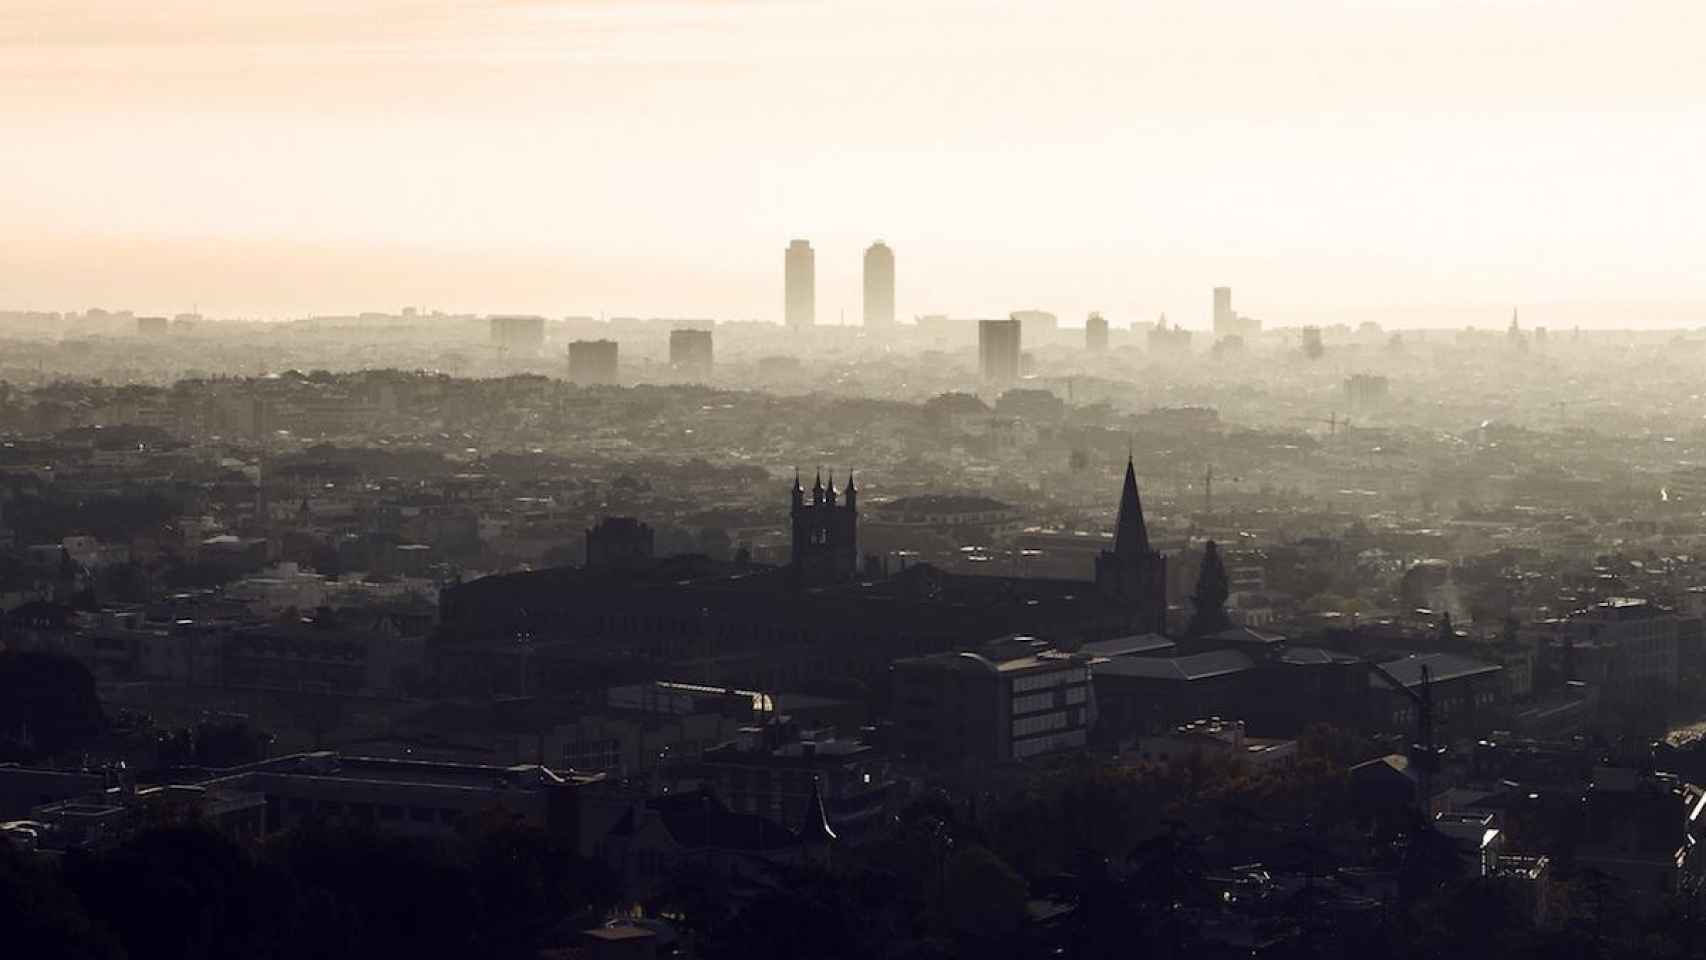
791,469,858,584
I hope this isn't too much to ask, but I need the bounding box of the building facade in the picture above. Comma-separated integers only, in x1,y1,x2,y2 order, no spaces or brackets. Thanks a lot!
863,241,895,330
785,240,815,331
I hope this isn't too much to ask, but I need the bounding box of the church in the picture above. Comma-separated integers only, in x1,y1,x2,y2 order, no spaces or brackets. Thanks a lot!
433,460,1170,696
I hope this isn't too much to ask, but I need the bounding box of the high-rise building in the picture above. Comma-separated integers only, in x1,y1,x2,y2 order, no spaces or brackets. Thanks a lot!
669,329,714,378
979,318,1022,385
862,241,895,329
1212,287,1233,337
785,240,815,331
1086,312,1109,352
568,339,619,384
491,315,546,354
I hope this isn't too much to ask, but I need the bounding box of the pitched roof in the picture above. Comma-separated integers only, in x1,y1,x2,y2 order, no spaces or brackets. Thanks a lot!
1373,652,1502,688
1093,649,1253,682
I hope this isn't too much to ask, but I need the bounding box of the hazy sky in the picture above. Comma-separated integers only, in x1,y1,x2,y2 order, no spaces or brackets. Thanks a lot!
3,0,1704,326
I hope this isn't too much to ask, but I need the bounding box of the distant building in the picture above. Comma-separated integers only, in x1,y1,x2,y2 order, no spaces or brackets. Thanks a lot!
978,318,1022,385
136,316,168,336
1211,287,1260,340
785,240,815,331
862,242,894,330
1131,718,1298,774
490,315,546,354
667,329,713,378
1010,309,1057,334
1148,314,1192,352
1562,598,1681,694
586,517,655,570
1085,312,1109,352
569,339,619,385
1345,374,1390,408
891,637,1095,765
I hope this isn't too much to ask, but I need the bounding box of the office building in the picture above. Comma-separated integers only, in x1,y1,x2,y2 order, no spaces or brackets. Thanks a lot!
668,328,714,378
978,318,1022,384
1086,312,1109,352
784,240,815,330
490,315,546,354
136,316,168,336
568,339,619,385
891,636,1096,765
863,241,895,329
1212,287,1260,340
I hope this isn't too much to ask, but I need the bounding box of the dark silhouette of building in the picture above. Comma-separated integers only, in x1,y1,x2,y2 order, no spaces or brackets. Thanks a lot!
586,517,655,570
1085,311,1108,352
1095,457,1169,635
785,239,815,331
569,339,619,385
863,241,894,330
978,318,1021,385
668,329,713,378
136,315,168,336
435,466,1172,697
791,470,858,585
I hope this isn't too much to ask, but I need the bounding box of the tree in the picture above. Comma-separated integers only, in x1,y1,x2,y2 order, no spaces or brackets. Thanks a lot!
1186,540,1232,637
942,845,1027,943
0,651,105,759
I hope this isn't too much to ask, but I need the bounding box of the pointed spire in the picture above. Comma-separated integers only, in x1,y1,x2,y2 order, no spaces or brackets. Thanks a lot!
792,467,803,493
1114,456,1150,556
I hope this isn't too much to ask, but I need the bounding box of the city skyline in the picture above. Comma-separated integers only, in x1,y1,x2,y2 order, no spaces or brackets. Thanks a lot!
2,1,1704,324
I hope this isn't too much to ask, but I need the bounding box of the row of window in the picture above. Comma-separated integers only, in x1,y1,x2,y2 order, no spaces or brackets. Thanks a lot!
1013,710,1070,738
1011,668,1088,693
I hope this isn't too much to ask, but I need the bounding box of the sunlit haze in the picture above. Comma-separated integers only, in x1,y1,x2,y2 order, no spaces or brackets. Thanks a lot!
3,0,1704,325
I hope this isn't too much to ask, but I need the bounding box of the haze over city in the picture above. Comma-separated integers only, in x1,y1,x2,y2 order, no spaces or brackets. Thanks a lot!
4,0,1704,323
15,4,1706,960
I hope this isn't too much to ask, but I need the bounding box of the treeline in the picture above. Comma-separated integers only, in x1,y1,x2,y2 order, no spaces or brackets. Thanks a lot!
0,818,616,960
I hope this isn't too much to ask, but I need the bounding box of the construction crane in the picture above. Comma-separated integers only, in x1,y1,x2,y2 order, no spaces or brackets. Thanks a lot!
1291,412,1351,438
1202,464,1243,514
1367,663,1438,818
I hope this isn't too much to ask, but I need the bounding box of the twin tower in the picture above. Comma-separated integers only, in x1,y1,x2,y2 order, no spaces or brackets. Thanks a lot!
784,240,895,331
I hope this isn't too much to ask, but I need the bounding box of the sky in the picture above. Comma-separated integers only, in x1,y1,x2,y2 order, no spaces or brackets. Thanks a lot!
2,0,1704,327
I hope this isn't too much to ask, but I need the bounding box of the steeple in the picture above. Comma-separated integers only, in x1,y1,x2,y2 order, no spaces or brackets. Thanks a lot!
826,470,838,505
792,468,804,509
812,469,824,506
1113,456,1150,556
844,470,857,510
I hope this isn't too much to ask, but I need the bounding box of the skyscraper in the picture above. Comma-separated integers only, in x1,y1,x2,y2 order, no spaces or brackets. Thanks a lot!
863,241,895,329
785,240,815,331
1212,287,1233,338
1086,312,1109,352
979,317,1022,385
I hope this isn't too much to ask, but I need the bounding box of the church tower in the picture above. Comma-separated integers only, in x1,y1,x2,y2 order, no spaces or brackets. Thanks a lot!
791,469,858,585
1096,457,1168,633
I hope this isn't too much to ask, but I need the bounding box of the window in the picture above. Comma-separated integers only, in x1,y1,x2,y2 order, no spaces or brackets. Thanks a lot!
563,738,621,772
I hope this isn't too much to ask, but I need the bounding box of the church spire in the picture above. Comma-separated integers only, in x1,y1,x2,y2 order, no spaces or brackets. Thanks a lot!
1114,456,1150,556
